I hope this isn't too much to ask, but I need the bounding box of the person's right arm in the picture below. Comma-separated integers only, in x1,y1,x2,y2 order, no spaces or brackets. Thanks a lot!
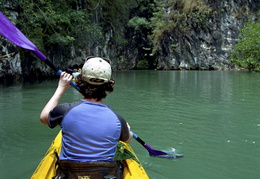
40,72,72,125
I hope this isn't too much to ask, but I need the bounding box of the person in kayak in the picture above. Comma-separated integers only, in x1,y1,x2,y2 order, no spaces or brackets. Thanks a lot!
40,57,133,179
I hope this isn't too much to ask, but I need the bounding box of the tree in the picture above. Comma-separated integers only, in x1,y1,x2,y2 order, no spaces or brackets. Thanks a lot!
230,21,260,71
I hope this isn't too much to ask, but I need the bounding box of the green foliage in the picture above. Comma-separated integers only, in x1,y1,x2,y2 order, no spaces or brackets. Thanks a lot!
2,0,137,61
137,59,149,69
127,16,150,31
125,0,157,67
12,0,98,57
150,0,212,54
114,142,139,163
230,21,260,71
101,0,137,45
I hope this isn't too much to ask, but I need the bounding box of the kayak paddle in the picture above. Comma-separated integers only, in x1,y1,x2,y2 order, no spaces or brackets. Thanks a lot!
132,132,183,159
0,12,183,159
0,12,79,91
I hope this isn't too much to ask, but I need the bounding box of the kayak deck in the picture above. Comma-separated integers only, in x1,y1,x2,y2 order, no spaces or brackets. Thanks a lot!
31,131,149,179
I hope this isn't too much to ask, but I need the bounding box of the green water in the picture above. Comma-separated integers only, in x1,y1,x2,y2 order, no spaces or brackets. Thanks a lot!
0,71,259,179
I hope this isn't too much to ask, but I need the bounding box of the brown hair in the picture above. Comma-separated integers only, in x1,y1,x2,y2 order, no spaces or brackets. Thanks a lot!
76,74,114,101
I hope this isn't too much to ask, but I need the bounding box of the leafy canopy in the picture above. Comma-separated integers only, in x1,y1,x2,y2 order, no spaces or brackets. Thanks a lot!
230,21,260,71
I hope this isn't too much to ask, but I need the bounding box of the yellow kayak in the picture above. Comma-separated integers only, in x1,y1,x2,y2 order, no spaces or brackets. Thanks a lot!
31,131,149,179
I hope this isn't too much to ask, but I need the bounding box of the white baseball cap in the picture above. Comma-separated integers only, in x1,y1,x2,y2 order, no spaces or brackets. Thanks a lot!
81,57,112,85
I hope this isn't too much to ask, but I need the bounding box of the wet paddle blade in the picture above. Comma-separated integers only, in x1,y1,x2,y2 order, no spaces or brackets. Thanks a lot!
132,131,183,159
156,154,184,159
144,144,168,156
144,144,184,159
0,12,46,60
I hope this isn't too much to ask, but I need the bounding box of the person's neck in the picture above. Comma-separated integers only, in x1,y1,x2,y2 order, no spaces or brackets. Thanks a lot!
84,98,104,104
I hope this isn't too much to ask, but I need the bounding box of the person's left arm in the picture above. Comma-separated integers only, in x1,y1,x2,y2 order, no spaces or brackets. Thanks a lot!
124,123,133,143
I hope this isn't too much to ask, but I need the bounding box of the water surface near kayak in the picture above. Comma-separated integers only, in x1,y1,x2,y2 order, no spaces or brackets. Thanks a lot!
0,70,259,179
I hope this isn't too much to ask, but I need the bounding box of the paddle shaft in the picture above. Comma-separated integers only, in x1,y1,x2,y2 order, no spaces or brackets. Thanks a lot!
40,58,79,90
34,52,79,91
132,132,146,146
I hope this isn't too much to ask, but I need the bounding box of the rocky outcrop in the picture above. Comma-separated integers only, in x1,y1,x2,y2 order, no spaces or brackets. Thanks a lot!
154,0,259,70
0,38,21,81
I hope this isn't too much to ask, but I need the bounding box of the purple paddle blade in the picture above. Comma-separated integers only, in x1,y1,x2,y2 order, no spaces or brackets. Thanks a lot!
0,12,46,61
144,144,184,159
131,131,184,159
144,144,168,156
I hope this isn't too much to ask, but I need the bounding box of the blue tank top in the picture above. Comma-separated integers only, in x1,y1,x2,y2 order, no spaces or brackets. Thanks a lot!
48,100,129,161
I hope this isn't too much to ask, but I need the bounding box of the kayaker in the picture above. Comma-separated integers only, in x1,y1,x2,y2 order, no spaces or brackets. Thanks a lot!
40,57,133,179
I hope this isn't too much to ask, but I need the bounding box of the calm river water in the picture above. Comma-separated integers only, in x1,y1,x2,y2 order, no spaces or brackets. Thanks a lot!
0,70,259,179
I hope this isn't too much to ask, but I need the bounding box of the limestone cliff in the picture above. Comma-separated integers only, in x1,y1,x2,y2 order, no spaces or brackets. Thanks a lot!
153,0,259,70
0,0,259,82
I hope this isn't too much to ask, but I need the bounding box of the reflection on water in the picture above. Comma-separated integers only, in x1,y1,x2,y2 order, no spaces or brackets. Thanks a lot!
0,71,259,179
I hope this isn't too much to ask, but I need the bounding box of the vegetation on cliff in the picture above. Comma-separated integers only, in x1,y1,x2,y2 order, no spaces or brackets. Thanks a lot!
1,1,101,57
230,20,260,72
149,0,213,55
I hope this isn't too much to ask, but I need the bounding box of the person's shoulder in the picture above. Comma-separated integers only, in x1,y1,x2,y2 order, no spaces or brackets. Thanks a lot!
56,100,83,111
70,100,83,106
